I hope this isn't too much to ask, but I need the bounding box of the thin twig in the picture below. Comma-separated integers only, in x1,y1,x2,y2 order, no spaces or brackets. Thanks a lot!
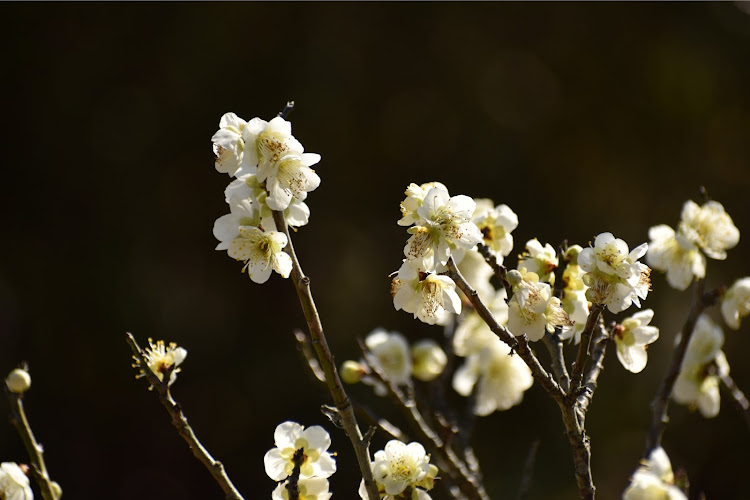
579,323,610,414
446,257,565,402
477,243,513,300
644,279,721,457
4,376,60,500
543,332,570,394
294,329,326,383
125,333,244,500
517,439,541,500
360,343,489,500
720,373,750,431
570,304,605,394
271,210,379,500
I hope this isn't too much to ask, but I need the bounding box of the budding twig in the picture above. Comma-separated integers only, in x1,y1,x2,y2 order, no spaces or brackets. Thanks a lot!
125,333,244,500
4,371,61,500
271,210,380,500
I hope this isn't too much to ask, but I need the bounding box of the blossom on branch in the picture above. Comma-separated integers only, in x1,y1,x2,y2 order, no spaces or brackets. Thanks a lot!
398,182,449,227
506,269,572,342
359,440,438,499
579,232,651,313
228,227,292,284
518,238,558,284
391,260,461,325
411,339,447,382
472,200,519,262
364,329,412,391
678,200,739,260
211,112,247,176
614,309,660,373
646,224,705,291
0,462,32,500
721,277,750,330
559,245,590,344
135,338,187,387
622,447,687,500
272,478,331,500
264,422,336,481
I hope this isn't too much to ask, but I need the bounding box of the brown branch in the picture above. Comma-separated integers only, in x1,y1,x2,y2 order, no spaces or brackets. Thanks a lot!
720,373,750,431
359,343,489,500
446,257,565,402
570,304,605,393
125,333,244,500
4,372,61,500
543,332,571,394
477,243,513,300
271,210,379,500
644,279,720,457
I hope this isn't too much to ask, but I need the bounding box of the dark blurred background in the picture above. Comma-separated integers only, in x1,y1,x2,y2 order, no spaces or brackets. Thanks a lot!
1,3,750,499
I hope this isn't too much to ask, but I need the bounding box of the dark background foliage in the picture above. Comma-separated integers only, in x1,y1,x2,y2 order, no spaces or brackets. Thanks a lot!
1,3,750,499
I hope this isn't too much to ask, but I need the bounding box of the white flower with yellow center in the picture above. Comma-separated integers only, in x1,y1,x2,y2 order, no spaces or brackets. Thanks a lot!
211,112,247,176
264,422,336,481
134,339,187,386
678,200,739,260
213,199,261,251
391,260,461,325
646,224,705,291
614,309,660,373
518,238,558,284
228,227,292,284
364,329,412,388
404,187,482,272
472,200,519,261
260,153,322,211
0,462,32,500
452,337,533,416
721,277,750,330
224,174,310,230
623,447,687,500
398,181,449,227
271,478,332,500
411,339,448,382
358,440,436,499
238,116,304,177
672,314,729,418
579,232,651,313
506,269,572,342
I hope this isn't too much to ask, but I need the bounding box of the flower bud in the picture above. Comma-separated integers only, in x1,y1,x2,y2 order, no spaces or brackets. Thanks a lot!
564,244,584,265
340,360,366,384
506,269,523,287
6,368,31,394
50,481,63,498
411,340,447,382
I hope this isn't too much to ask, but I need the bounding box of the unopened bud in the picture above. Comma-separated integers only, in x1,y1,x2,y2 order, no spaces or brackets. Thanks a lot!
506,269,523,287
340,361,366,384
411,340,447,382
564,244,584,265
6,368,31,394
50,481,63,498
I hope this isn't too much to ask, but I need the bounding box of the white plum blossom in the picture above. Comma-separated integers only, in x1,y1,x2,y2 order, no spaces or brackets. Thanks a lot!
452,337,533,416
272,478,332,500
404,187,482,272
614,309,660,373
721,277,750,330
391,260,461,325
411,339,448,382
518,238,558,284
228,227,292,284
211,112,247,176
225,173,311,230
136,339,187,386
359,440,437,499
238,116,303,177
559,246,590,344
398,182,449,227
472,201,519,262
259,152,322,211
506,269,572,342
679,200,739,260
453,289,508,357
672,314,729,418
264,422,336,481
622,447,687,500
579,232,651,313
646,224,705,291
364,329,412,391
0,462,32,500
213,199,261,251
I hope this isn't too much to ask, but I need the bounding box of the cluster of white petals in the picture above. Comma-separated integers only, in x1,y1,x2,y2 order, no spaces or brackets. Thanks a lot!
398,182,448,227
212,112,320,284
559,245,590,344
518,239,558,284
579,232,651,313
614,309,660,373
672,315,729,418
0,462,32,500
264,422,336,482
506,269,572,342
403,185,482,272
472,199,519,263
622,447,687,500
648,199,738,291
272,478,331,500
136,338,187,386
392,260,461,325
721,277,750,330
359,440,438,500
453,337,533,416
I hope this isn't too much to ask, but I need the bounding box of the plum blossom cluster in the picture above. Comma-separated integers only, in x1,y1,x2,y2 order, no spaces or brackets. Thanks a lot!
672,315,730,418
647,199,739,291
264,421,335,499
212,113,322,283
0,462,33,500
359,440,438,500
623,447,686,500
